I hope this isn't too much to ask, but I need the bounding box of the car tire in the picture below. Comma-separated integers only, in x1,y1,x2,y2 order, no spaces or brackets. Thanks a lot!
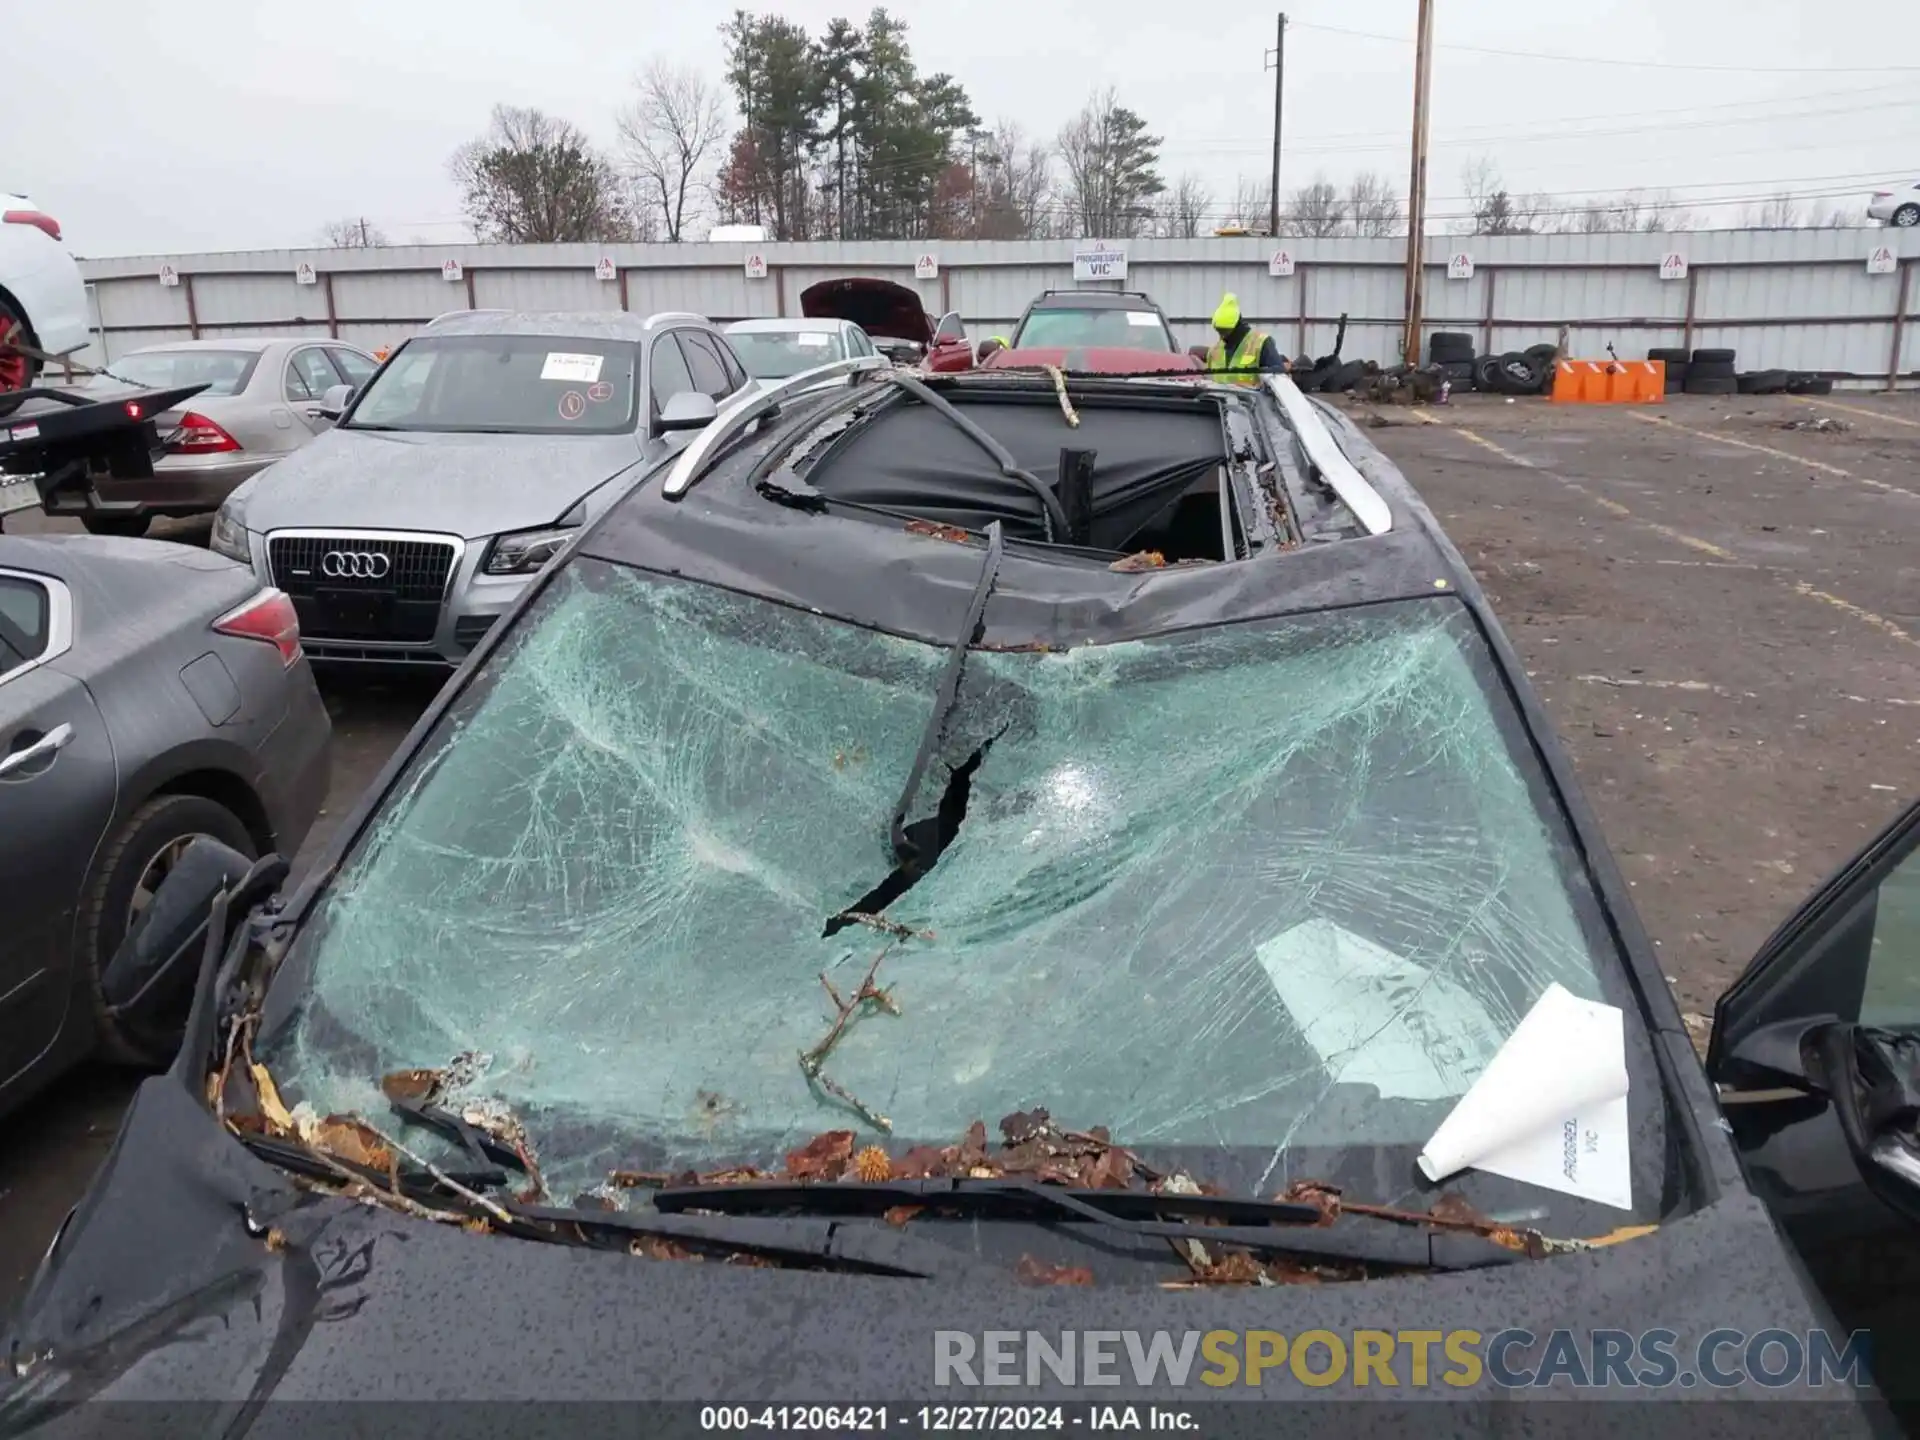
1322,360,1368,393
1429,331,1474,363
1494,351,1544,395
81,515,151,538
1471,354,1503,392
0,296,39,415
77,793,258,1067
1687,359,1737,383
1647,347,1689,365
1739,369,1791,395
1895,204,1920,228
1788,375,1834,396
1684,376,1739,396
1691,347,1736,365
1663,362,1690,393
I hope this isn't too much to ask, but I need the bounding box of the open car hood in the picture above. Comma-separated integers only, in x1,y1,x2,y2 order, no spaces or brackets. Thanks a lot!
800,277,933,345
983,347,1201,375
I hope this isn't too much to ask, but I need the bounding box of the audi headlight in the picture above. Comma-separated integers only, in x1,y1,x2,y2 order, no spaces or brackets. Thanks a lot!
484,515,581,576
209,506,252,563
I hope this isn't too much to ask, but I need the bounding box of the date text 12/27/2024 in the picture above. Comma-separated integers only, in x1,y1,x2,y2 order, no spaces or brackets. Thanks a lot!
699,1406,1199,1431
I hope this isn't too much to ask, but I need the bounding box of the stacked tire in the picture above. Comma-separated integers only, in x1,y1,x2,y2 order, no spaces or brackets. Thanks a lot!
1428,331,1478,391
1684,347,1737,396
1649,347,1689,394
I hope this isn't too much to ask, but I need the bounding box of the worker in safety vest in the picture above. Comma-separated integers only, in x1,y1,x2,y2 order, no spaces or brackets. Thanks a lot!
1205,294,1287,383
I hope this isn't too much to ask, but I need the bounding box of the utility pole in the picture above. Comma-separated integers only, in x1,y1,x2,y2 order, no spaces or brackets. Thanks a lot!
357,216,369,248
1265,13,1287,236
1401,0,1436,364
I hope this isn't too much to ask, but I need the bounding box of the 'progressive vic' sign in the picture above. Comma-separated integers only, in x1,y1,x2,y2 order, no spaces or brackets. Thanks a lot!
1072,245,1128,282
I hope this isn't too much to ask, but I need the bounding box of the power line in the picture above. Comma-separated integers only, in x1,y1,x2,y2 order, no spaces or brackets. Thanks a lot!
1289,19,1920,75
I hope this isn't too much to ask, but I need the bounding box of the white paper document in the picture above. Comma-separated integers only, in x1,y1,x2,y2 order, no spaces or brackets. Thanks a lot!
1416,982,1633,1210
540,352,604,383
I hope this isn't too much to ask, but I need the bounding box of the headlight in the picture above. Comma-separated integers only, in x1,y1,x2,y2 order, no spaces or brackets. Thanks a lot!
483,523,577,576
209,507,252,562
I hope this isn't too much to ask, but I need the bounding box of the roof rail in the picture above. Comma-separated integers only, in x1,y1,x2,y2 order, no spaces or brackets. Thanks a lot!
1037,288,1153,300
1263,375,1392,536
661,354,892,499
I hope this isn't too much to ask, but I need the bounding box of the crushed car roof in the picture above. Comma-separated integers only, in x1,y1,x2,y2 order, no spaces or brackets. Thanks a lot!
587,370,1463,652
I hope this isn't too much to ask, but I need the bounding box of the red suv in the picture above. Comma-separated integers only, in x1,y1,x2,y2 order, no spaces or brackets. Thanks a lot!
973,290,1200,375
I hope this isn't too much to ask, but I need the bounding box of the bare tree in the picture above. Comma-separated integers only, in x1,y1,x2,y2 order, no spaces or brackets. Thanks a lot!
1743,192,1805,228
1458,156,1542,236
450,105,636,243
1154,171,1212,238
1345,171,1401,237
616,61,728,242
1056,86,1164,238
317,217,388,247
1282,175,1345,237
975,120,1054,239
1819,204,1862,228
1224,175,1271,233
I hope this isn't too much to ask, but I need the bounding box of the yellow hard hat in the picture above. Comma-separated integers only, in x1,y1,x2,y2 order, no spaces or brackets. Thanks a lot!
1212,294,1241,330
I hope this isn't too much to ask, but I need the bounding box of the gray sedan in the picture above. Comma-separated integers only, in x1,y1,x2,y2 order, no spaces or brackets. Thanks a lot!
82,338,380,537
724,317,876,394
211,310,757,668
0,532,330,1119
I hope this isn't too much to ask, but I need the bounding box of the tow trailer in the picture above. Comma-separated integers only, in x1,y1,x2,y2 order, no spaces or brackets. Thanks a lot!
0,382,208,530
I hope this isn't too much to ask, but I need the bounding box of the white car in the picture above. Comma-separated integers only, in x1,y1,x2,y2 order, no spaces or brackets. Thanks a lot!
0,190,90,401
723,317,879,394
1867,181,1920,227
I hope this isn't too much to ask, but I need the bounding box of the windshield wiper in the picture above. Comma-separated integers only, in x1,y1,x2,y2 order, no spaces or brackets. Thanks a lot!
648,1177,1521,1271
230,1132,980,1279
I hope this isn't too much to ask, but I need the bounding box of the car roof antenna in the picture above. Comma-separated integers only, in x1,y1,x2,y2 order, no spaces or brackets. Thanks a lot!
887,520,1006,868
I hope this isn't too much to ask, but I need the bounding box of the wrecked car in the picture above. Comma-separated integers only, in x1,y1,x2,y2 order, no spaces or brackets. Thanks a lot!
799,275,969,372
976,289,1201,376
5,359,1917,1431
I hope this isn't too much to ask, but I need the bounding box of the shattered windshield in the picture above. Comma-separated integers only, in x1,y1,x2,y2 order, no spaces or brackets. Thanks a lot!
265,560,1621,1199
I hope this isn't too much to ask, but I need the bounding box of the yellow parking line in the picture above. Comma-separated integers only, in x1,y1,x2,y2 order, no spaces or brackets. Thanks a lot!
1631,412,1920,502
1801,396,1920,430
1420,421,1918,651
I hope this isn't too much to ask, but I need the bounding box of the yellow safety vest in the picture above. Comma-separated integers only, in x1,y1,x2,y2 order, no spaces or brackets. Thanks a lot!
1206,327,1268,385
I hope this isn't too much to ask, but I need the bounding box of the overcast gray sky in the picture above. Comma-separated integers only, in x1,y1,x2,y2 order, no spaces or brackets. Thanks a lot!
12,0,1918,255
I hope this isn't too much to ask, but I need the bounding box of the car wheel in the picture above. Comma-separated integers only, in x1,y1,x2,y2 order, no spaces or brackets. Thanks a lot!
1647,347,1690,365
1472,354,1504,392
81,515,151,538
1494,351,1544,394
1895,204,1920,227
1738,369,1791,395
1691,347,1737,366
77,793,258,1066
0,296,39,415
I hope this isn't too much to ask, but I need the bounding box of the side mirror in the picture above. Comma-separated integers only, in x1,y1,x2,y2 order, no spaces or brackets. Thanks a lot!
1187,344,1211,363
98,837,258,1045
976,337,1006,360
656,390,720,434
317,383,355,420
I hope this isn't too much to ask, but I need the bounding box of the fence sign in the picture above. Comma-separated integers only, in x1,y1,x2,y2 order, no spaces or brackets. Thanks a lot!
295,261,317,286
1868,245,1898,276
158,264,179,287
743,252,769,280
1659,252,1688,281
595,256,617,282
1072,244,1128,281
915,252,939,279
441,259,463,283
1447,252,1474,280
1269,250,1295,277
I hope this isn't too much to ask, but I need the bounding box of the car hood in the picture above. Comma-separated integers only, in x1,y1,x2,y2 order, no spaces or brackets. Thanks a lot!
983,347,1200,375
801,277,933,345
225,427,646,539
0,1080,1879,1426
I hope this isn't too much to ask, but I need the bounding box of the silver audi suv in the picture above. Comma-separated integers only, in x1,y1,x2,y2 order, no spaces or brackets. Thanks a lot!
208,309,758,666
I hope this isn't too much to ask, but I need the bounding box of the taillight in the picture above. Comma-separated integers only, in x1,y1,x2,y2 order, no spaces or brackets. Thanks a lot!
2,209,61,241
173,411,241,454
213,588,301,666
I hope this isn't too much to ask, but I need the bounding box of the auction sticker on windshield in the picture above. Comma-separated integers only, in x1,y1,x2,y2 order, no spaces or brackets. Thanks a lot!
1126,311,1160,327
541,351,604,383
797,332,833,347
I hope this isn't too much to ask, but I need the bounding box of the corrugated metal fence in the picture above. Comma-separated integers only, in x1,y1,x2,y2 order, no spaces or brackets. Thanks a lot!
74,229,1920,387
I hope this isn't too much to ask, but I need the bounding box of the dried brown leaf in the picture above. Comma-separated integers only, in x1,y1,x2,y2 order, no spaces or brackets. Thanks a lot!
958,1120,988,1169
380,1068,443,1104
311,1115,396,1174
892,1145,952,1179
1016,1255,1095,1287
1428,1192,1493,1228
883,1205,924,1228
784,1129,856,1181
263,1228,286,1253
461,1217,492,1236
1278,1179,1342,1224
632,1235,697,1262
250,1062,293,1133
1084,1146,1134,1191
998,1108,1050,1144
1108,551,1167,573
905,519,971,544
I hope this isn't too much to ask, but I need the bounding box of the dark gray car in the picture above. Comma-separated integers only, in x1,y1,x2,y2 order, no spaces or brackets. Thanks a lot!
209,310,760,667
0,533,329,1119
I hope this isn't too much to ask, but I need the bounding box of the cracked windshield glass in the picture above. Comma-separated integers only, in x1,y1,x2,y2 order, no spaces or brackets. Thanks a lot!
265,558,1612,1198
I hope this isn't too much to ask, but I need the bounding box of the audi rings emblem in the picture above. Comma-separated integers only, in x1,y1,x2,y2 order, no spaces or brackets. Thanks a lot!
321,550,391,579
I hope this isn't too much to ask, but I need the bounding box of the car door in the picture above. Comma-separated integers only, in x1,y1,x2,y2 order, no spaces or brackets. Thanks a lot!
0,570,115,1090
1708,797,1920,1401
324,345,379,395
284,345,348,438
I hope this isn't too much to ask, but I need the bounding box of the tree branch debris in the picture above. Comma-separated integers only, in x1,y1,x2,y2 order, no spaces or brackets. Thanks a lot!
796,946,900,1132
